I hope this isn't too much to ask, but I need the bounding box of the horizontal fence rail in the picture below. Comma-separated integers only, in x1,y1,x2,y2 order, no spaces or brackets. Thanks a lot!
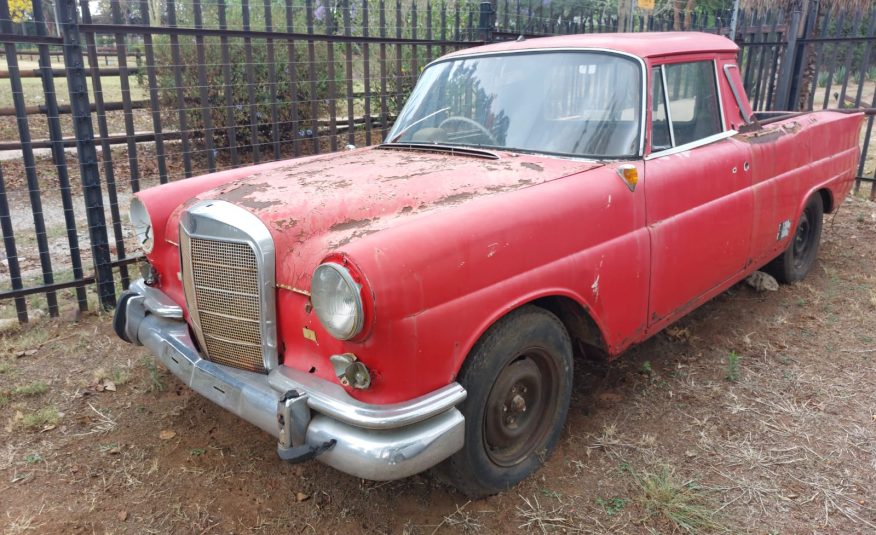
0,0,873,324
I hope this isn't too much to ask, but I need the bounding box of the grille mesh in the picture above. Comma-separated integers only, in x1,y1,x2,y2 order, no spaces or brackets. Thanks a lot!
189,237,265,372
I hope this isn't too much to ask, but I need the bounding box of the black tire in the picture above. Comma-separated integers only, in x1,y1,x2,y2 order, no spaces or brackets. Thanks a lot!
765,194,824,284
439,305,573,497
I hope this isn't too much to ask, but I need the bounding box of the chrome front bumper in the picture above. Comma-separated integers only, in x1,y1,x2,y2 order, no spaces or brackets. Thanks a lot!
118,280,466,481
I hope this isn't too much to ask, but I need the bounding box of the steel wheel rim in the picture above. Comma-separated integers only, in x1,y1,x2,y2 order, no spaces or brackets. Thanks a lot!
483,348,561,467
792,211,812,270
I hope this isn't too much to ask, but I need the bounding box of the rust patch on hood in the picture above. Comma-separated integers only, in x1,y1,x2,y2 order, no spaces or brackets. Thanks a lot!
214,181,276,210
329,218,375,232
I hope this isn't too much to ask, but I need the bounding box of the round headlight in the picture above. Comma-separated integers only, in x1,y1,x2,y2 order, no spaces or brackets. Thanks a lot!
311,263,364,340
129,197,154,254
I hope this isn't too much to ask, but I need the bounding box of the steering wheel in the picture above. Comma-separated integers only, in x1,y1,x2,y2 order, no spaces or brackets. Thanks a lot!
439,116,498,146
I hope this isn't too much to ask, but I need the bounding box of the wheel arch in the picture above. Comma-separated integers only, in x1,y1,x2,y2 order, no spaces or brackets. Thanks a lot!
816,187,834,214
452,290,609,381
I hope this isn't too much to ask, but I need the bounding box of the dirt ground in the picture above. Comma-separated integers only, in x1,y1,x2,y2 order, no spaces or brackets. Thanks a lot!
1,194,875,534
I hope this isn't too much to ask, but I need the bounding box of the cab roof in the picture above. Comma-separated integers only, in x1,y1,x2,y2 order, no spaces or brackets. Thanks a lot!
442,32,739,61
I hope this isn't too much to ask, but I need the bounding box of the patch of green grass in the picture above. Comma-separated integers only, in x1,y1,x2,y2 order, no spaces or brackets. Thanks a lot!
640,361,653,376
0,359,12,374
22,406,60,429
111,368,132,386
190,448,207,457
0,393,9,409
595,496,628,516
634,466,724,534
12,382,48,397
141,357,166,393
725,351,741,382
23,453,43,464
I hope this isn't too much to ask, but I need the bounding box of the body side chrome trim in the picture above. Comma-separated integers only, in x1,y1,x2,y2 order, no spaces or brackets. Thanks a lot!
179,200,278,371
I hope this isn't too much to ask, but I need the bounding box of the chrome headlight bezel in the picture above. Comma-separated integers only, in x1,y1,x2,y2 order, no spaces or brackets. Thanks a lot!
129,197,154,254
311,262,365,341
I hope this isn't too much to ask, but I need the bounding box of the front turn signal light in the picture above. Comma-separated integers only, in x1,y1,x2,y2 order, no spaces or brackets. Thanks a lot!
616,164,639,192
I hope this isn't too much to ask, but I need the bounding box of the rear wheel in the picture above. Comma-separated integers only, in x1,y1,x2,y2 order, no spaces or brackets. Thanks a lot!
765,194,824,284
439,306,573,497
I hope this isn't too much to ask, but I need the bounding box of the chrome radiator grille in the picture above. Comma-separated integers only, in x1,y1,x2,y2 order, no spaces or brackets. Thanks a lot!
188,237,266,372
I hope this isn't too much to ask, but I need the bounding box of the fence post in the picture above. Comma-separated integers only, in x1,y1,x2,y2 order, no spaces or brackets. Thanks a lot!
774,9,802,111
787,0,820,111
57,0,117,309
478,1,494,43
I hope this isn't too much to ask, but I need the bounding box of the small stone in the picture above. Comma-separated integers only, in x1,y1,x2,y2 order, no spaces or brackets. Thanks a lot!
296,492,310,502
745,271,779,292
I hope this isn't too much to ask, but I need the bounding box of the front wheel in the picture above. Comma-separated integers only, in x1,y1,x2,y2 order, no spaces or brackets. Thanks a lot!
765,194,824,284
439,306,573,497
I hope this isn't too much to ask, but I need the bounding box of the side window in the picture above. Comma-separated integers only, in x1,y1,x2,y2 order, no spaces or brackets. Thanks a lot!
651,61,723,151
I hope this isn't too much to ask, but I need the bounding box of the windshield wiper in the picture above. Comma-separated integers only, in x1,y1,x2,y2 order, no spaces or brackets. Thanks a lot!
377,142,500,160
387,107,450,143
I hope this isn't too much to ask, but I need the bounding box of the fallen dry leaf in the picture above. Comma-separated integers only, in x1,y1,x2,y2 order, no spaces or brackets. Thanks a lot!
118,511,128,522
14,349,38,358
296,492,310,502
159,430,177,440
103,380,116,392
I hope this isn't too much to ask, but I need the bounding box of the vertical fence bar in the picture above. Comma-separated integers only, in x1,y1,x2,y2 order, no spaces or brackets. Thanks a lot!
775,10,800,111
264,0,281,160
138,0,169,185
306,0,320,153
285,0,301,156
33,0,87,311
379,0,389,138
193,0,217,171
425,1,432,66
855,90,876,196
109,0,140,192
807,8,831,111
363,0,373,145
242,0,261,163
0,1,58,316
79,0,128,289
343,0,355,145
0,162,28,322
58,0,115,309
166,0,194,177
218,0,241,166
820,11,848,110
325,0,339,152
852,9,876,108
395,0,403,118
411,1,418,80
837,10,865,108
440,1,447,57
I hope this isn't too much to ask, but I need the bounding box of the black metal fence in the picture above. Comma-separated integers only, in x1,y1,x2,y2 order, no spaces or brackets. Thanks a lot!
0,0,874,324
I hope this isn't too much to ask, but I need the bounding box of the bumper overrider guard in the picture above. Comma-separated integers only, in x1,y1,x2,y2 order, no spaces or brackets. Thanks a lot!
115,279,467,480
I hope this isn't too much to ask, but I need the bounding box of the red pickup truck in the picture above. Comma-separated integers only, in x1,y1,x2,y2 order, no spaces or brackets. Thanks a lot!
115,32,863,496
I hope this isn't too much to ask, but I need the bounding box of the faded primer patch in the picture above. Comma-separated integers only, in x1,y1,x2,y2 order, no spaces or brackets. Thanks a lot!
591,274,600,300
520,162,544,172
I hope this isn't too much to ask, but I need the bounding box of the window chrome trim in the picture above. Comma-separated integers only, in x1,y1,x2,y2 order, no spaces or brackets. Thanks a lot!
659,65,676,148
714,60,727,132
418,47,648,158
723,64,752,125
645,129,739,160
179,200,278,372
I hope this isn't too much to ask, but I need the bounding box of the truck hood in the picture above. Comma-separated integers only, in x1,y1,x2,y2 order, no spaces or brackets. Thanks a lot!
174,146,600,288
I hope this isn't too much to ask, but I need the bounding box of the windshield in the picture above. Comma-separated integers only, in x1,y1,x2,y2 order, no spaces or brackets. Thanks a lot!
386,51,643,158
